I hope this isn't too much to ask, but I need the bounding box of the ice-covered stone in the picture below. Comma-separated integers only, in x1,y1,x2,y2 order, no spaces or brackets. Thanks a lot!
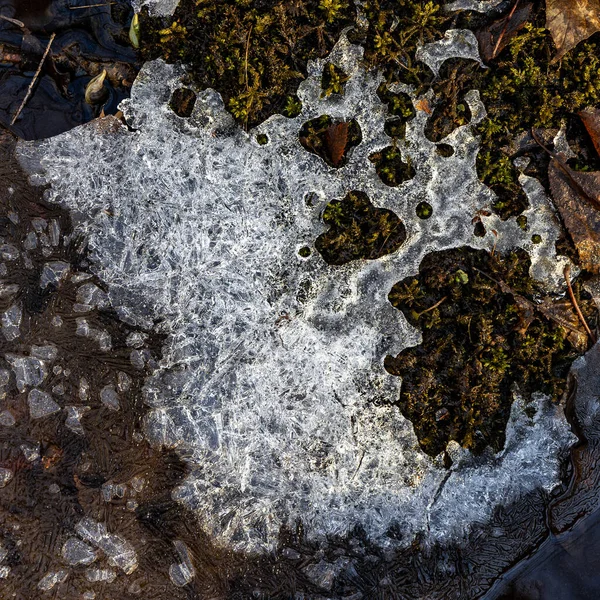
100,385,120,411
62,537,98,566
38,569,67,591
85,568,116,583
168,540,195,587
65,406,90,435
75,518,138,574
6,354,47,392
0,468,13,488
0,411,15,426
40,261,70,289
133,0,180,17
117,371,132,392
20,35,575,553
28,389,60,419
20,443,40,462
445,0,504,11
0,565,9,578
31,344,58,362
1,303,21,341
0,244,18,261
0,282,19,298
23,231,38,250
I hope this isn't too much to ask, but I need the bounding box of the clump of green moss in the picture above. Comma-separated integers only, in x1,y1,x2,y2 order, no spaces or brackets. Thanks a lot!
385,247,595,457
141,0,353,127
369,145,415,186
316,190,406,264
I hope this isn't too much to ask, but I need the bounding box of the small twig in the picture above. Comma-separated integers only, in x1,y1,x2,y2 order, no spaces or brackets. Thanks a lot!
564,265,596,343
416,296,447,318
244,25,253,92
11,33,55,126
69,2,115,8
491,0,520,59
0,15,25,28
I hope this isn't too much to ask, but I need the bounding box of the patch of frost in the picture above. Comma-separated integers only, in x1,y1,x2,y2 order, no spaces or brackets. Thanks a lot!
18,33,575,552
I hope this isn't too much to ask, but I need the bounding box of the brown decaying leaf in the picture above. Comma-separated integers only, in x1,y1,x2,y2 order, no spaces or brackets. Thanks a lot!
579,107,600,158
476,2,533,61
548,153,600,273
414,98,432,115
546,0,600,59
325,121,349,167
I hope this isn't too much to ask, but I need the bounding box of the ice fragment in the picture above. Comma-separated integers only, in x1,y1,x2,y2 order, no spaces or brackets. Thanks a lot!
28,389,60,419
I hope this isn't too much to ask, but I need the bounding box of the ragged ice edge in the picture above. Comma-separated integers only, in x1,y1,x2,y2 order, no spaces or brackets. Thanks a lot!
18,33,575,553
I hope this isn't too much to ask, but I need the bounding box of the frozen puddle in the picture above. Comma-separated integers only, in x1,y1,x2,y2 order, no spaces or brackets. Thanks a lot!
19,35,575,552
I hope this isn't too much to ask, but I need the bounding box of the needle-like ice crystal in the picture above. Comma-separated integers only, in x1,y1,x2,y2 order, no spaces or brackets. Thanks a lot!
19,34,575,552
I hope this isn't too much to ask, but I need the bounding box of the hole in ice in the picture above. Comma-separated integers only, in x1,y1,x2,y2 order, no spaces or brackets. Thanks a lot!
169,88,196,118
532,234,542,244
424,90,472,143
385,247,594,456
299,115,361,168
256,133,269,145
298,246,311,258
377,85,415,138
321,62,349,97
416,201,433,220
436,143,454,157
315,191,406,265
368,146,415,187
473,221,486,237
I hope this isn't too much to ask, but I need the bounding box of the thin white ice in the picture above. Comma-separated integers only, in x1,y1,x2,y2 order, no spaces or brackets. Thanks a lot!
19,34,575,552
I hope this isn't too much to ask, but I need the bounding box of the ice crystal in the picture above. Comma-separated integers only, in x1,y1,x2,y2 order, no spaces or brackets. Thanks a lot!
19,33,575,552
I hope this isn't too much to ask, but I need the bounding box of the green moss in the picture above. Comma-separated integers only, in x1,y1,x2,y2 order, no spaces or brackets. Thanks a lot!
140,0,353,128
369,145,415,187
386,247,596,457
316,191,407,264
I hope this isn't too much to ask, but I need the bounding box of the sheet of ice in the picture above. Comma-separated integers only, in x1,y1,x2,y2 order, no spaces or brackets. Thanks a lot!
131,0,180,16
19,33,575,552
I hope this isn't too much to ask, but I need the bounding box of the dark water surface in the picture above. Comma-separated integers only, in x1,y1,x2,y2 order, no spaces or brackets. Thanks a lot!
0,0,137,140
1,1,600,599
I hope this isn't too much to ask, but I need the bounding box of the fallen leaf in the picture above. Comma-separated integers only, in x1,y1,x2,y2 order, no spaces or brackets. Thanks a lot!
325,121,349,167
579,107,600,158
414,98,432,114
548,153,600,272
476,2,533,61
546,0,600,59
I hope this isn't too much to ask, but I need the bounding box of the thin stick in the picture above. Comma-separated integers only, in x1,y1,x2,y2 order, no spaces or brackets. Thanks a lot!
416,296,447,317
0,15,25,28
69,2,115,8
491,0,520,59
11,33,55,126
564,265,596,343
244,25,253,91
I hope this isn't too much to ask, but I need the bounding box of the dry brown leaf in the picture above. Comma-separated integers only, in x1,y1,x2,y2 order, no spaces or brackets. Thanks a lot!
414,98,432,115
476,2,533,61
579,107,600,158
546,0,600,59
549,155,600,272
325,121,349,167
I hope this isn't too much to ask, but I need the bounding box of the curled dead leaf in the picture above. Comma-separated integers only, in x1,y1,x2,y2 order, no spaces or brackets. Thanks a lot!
546,0,600,59
579,107,600,158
